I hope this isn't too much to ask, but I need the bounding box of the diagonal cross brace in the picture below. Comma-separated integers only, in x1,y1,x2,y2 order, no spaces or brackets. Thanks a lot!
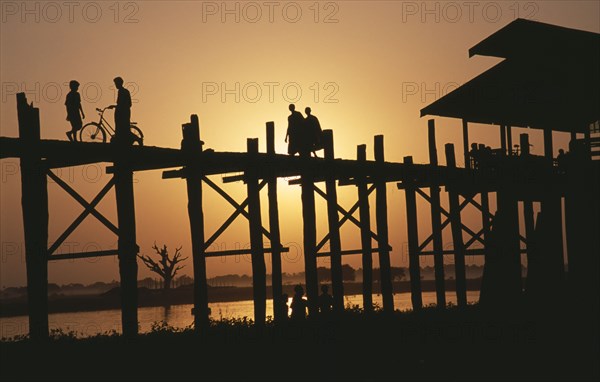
416,188,484,251
47,171,117,256
202,176,270,251
314,184,383,252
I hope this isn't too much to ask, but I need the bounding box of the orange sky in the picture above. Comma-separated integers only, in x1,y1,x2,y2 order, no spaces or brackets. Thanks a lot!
1,1,598,287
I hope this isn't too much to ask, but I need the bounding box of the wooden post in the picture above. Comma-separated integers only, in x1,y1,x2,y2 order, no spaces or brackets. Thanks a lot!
301,154,319,317
481,191,491,260
323,130,344,313
404,156,422,310
564,147,600,307
500,125,507,155
17,93,49,340
182,115,210,334
496,189,523,299
445,144,467,307
357,144,373,313
520,133,530,156
541,128,565,288
374,135,394,313
506,126,513,155
583,129,591,158
462,119,470,169
543,129,553,159
428,120,446,308
520,134,535,280
247,138,267,326
113,119,139,337
266,122,283,321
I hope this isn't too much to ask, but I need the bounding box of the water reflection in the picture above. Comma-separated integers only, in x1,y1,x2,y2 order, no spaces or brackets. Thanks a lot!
1,291,479,339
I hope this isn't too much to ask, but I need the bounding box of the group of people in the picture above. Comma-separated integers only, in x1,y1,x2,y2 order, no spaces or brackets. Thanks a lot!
469,143,495,170
278,284,334,321
285,104,324,157
64,76,132,142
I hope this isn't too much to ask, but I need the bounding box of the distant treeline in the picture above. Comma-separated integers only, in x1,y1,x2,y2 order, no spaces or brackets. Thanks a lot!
1,264,497,297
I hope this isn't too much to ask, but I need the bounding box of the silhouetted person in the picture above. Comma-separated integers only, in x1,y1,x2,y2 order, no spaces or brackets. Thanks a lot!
290,285,307,321
318,285,333,316
108,76,132,144
65,80,85,142
478,145,492,170
304,107,323,157
285,104,304,156
557,149,567,172
279,293,289,320
469,142,479,169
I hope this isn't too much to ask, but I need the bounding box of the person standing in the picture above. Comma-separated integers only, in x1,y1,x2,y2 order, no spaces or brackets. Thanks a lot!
304,107,323,157
285,104,304,156
109,76,132,143
290,285,307,321
318,284,334,316
65,80,85,142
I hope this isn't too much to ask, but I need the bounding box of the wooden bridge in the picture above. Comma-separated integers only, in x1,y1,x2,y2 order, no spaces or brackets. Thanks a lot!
2,18,598,340
2,91,597,339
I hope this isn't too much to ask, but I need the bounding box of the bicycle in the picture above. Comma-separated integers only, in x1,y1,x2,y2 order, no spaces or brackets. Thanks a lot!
79,106,144,145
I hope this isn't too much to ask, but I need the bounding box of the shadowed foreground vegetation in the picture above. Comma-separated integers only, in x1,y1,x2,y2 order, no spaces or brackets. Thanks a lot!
1,303,598,381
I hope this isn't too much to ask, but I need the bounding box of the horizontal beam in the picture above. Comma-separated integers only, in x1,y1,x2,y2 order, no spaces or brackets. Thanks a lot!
222,174,245,183
204,247,289,257
418,248,527,256
48,249,119,261
316,247,391,257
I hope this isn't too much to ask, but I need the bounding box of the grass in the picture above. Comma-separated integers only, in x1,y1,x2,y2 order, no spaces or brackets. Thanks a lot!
1,303,598,381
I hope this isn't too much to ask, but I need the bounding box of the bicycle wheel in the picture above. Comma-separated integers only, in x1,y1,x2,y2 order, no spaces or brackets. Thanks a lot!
79,122,107,143
130,125,144,146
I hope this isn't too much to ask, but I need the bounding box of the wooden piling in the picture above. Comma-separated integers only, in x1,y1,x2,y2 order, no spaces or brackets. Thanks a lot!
428,120,446,308
266,122,283,321
323,130,344,313
541,129,565,288
506,126,513,155
520,134,535,276
404,156,422,310
444,144,467,307
113,118,139,337
301,155,319,317
500,125,507,155
374,135,394,313
481,192,491,257
462,119,470,168
247,138,267,325
543,128,553,159
182,115,210,333
496,189,523,299
17,93,49,340
357,144,373,313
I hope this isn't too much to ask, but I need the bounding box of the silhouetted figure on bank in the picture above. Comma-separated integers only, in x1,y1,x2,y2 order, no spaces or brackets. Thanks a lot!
108,76,132,144
304,107,323,157
285,104,304,156
318,285,333,316
65,80,85,142
290,285,307,321
279,293,289,320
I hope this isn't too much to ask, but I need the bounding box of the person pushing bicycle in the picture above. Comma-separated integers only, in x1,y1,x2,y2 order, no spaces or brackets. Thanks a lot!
107,76,132,144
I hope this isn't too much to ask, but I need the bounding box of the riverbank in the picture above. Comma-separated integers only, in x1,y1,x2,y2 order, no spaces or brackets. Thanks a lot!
1,304,598,381
0,279,482,317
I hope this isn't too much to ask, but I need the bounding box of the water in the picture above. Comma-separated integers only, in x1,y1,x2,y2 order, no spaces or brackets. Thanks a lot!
1,291,480,339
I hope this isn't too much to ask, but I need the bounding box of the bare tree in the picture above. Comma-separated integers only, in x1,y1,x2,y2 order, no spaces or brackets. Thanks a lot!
137,243,188,291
